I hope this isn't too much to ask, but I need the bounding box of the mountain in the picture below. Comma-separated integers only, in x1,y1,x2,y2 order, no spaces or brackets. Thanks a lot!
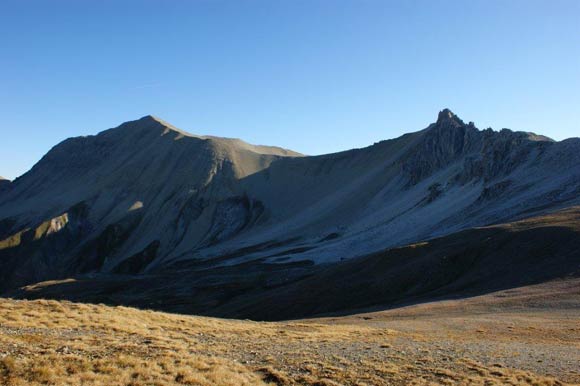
217,206,580,320
1,110,579,318
0,177,10,193
12,206,580,320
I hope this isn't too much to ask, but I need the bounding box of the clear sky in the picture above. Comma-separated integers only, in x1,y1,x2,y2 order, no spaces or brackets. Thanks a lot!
1,0,578,180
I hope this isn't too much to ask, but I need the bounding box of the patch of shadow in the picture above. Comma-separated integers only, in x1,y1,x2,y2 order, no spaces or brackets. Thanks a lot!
0,201,92,292
319,232,341,242
75,210,143,273
112,240,160,274
6,258,320,317
0,217,18,240
173,195,208,245
256,367,290,386
264,246,314,258
408,182,445,209
426,182,443,204
477,180,512,202
165,237,301,271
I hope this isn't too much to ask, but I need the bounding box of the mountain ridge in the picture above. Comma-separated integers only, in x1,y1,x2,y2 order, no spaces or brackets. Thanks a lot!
1,109,579,317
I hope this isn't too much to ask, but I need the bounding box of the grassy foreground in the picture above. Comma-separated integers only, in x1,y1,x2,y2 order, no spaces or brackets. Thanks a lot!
0,294,577,385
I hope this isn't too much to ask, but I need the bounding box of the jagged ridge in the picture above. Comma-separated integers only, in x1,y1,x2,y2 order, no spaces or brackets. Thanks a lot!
0,110,579,295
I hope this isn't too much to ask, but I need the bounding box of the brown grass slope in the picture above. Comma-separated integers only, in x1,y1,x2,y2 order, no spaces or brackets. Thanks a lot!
1,287,579,385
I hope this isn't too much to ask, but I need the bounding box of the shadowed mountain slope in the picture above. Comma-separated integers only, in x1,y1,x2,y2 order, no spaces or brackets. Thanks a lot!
9,206,580,320
1,109,579,318
0,177,10,193
0,116,302,290
218,206,580,320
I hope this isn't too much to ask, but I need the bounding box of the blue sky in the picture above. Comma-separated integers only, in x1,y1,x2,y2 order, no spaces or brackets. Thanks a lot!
1,0,578,180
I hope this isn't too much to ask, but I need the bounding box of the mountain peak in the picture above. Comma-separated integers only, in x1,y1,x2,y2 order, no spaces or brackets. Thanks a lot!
436,108,464,127
136,114,175,129
124,115,195,138
138,114,164,123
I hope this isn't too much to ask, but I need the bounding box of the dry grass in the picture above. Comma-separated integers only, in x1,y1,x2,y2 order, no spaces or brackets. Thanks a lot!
0,230,26,250
0,297,576,385
0,299,267,386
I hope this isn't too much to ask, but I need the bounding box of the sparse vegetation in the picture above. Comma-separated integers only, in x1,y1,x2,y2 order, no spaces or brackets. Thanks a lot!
0,293,577,385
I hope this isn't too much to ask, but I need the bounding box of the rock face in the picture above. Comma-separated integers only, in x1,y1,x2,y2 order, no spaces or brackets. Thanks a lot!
0,110,579,294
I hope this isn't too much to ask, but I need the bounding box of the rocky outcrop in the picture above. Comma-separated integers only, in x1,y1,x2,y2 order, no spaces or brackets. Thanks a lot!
400,109,481,185
455,129,553,184
203,196,266,247
401,109,554,187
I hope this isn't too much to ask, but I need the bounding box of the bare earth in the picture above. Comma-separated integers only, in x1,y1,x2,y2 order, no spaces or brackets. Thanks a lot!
0,279,578,385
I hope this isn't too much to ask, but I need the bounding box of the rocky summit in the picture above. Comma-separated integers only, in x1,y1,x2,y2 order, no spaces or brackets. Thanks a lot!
1,110,579,319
